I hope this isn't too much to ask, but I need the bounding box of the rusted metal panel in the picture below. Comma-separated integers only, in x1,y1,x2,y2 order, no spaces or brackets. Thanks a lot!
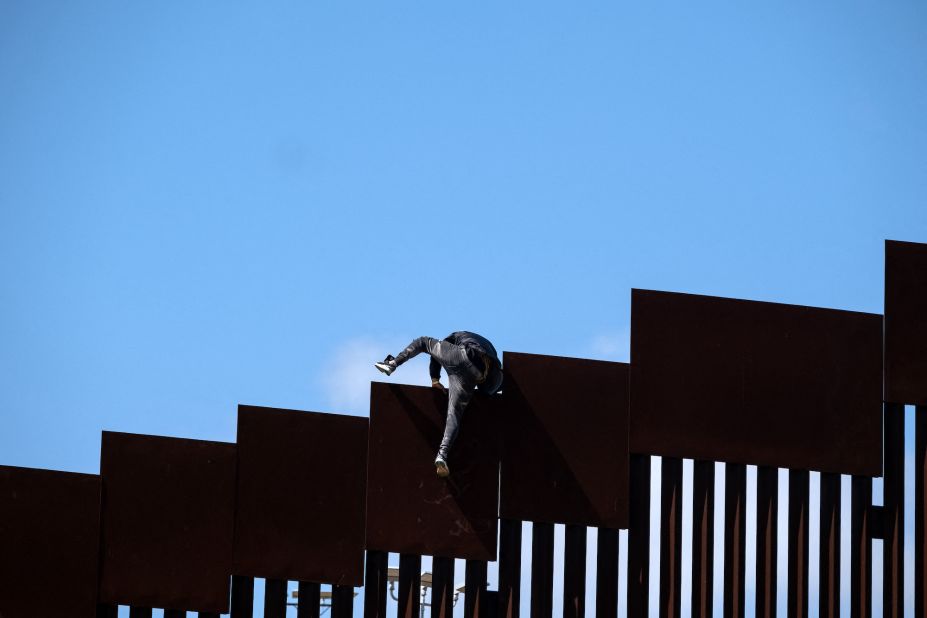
885,239,927,405
630,289,882,476
0,465,101,618
234,405,368,586
98,431,236,613
500,352,629,528
366,383,499,560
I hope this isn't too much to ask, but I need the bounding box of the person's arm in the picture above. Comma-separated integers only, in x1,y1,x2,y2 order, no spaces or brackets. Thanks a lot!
430,357,447,391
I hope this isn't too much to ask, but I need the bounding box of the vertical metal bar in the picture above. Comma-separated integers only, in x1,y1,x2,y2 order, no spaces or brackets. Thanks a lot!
331,585,354,618
692,460,715,618
850,475,872,618
596,527,620,618
398,553,422,618
465,560,488,618
531,521,555,618
563,524,587,618
363,550,388,618
917,405,927,618
164,610,185,618
755,466,777,618
884,402,905,618
264,578,288,618
660,457,683,618
431,556,455,618
628,454,651,618
198,613,219,618
723,463,746,618
819,472,841,618
96,605,118,618
787,470,810,618
299,581,322,618
231,575,255,618
129,608,152,618
498,519,522,618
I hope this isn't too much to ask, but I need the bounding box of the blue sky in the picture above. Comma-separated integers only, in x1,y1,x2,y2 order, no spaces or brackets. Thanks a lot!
1,2,925,617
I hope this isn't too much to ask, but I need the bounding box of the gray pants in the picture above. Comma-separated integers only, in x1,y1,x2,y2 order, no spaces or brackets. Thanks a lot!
393,336,481,457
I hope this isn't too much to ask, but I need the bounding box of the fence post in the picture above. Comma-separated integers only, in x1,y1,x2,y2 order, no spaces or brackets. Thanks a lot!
628,454,651,618
755,466,777,618
884,403,905,618
660,457,683,618
723,463,746,618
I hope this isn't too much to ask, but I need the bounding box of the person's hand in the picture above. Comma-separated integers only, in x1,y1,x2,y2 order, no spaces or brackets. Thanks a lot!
432,379,447,393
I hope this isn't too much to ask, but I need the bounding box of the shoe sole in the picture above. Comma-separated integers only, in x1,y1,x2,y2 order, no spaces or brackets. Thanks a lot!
435,460,450,478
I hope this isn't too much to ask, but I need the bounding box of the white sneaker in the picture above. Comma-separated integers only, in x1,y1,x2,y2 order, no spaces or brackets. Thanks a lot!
435,454,450,478
375,355,396,376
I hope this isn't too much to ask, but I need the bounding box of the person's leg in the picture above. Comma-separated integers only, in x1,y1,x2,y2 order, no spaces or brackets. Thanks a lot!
438,373,474,459
393,337,469,370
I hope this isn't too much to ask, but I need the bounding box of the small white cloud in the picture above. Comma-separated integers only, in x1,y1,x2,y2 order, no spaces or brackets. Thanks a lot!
587,330,630,362
320,336,433,416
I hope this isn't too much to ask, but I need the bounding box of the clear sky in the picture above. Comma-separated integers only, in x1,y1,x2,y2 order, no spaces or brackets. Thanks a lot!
1,2,925,618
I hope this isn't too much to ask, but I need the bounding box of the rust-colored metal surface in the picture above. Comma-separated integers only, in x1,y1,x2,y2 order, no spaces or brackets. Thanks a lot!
596,528,620,618
819,473,841,618
692,461,715,618
659,458,682,618
531,522,554,618
0,465,101,618
563,525,586,618
630,289,882,475
98,431,237,613
498,519,522,618
500,352,629,528
464,560,488,618
366,382,499,559
755,467,778,618
627,454,651,618
918,407,927,618
885,240,927,405
883,404,904,618
851,476,873,618
723,463,746,618
397,554,422,618
234,405,368,585
363,551,388,618
431,557,455,618
787,470,810,618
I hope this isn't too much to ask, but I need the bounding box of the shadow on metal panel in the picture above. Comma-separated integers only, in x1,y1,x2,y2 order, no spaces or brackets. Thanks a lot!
98,431,237,613
630,289,882,476
366,382,499,560
0,465,101,618
234,405,368,586
500,351,629,528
